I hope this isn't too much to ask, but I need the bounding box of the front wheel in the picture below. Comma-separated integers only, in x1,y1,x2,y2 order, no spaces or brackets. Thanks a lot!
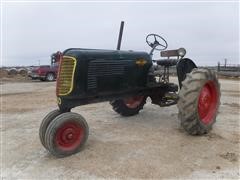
110,96,147,116
39,109,62,148
44,112,89,158
46,73,55,81
177,68,220,135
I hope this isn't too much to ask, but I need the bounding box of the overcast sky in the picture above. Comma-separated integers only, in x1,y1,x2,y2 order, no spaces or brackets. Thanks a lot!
1,1,239,66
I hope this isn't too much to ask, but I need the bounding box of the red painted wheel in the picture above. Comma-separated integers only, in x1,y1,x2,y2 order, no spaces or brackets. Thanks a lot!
198,81,218,125
44,112,89,157
123,96,145,109
56,121,84,151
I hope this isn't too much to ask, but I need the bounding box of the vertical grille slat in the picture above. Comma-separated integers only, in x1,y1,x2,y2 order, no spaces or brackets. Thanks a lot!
57,56,76,95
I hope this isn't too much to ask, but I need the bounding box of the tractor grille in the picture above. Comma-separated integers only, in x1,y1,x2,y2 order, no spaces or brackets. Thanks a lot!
87,60,128,90
57,56,76,96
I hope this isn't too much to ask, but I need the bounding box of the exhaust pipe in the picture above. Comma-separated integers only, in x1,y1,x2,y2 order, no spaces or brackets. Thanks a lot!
117,21,124,50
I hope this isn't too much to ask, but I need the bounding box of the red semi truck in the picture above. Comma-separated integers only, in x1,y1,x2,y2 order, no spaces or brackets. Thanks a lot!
28,51,61,81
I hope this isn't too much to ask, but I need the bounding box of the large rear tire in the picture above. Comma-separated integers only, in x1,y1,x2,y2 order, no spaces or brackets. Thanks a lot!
177,68,220,135
44,112,89,158
110,96,147,116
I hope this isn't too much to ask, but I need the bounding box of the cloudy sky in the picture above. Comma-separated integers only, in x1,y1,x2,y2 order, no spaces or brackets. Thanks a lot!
1,1,239,66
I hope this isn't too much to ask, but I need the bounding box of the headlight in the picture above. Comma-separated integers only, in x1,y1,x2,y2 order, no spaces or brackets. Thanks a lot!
178,48,186,57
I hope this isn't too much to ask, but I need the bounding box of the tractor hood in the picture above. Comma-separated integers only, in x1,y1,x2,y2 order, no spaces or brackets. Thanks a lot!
57,48,152,99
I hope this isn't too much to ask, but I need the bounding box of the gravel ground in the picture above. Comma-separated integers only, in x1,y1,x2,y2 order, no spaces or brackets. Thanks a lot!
1,78,240,179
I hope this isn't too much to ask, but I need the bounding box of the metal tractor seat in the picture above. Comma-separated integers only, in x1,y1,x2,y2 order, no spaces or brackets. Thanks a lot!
155,48,186,67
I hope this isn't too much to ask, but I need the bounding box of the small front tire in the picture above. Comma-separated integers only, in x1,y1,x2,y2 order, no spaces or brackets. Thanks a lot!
44,112,89,158
39,109,62,148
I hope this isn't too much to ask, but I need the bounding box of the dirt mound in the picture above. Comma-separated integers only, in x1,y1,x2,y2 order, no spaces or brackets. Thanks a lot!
0,69,9,78
0,68,30,83
0,68,30,82
8,69,18,75
19,69,28,76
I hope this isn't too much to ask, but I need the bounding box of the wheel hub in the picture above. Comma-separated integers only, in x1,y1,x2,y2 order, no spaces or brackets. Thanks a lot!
67,133,73,140
123,96,144,109
56,122,84,151
198,81,218,125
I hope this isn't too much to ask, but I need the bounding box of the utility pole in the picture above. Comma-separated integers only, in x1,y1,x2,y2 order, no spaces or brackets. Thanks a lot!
217,62,220,72
224,58,227,68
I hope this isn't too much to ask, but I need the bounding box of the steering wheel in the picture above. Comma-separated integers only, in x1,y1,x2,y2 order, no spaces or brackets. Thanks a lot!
146,34,168,51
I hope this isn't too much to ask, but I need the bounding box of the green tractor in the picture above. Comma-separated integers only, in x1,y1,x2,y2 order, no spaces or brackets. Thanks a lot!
39,22,220,157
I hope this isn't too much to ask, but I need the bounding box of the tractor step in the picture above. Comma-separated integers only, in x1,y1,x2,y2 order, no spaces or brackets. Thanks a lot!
151,92,178,107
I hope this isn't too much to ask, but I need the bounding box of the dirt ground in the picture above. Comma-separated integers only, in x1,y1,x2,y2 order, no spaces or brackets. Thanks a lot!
1,77,240,179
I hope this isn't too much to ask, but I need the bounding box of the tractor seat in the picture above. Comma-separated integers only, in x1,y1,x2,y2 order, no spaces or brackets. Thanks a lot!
154,59,178,67
153,48,186,67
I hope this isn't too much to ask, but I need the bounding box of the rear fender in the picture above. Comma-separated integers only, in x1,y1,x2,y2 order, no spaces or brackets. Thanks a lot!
177,58,197,88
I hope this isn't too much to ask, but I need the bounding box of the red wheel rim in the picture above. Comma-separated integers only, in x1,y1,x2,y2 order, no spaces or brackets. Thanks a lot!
55,121,84,151
123,96,144,109
198,81,218,125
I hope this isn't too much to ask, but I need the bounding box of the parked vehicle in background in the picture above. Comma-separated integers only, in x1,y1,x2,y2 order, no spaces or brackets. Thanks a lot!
28,51,62,81
29,65,58,81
